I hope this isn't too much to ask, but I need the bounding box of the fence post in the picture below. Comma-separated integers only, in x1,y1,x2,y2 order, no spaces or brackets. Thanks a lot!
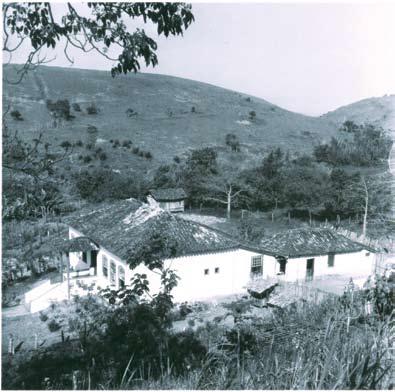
8,334,14,355
72,371,78,390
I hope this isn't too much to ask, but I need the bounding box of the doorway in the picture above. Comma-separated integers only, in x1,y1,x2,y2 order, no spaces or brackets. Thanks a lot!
306,258,315,281
91,250,98,274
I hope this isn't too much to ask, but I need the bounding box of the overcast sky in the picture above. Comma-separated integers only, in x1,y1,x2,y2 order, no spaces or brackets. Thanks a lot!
5,2,395,115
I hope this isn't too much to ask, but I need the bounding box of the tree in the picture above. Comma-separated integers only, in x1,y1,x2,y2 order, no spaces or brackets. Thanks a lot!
46,99,72,120
127,226,180,272
86,103,99,115
203,168,247,219
249,111,256,120
283,156,329,224
254,148,287,219
344,173,392,237
340,120,361,133
3,127,71,180
324,168,358,218
86,124,98,147
152,164,182,189
313,123,392,166
3,3,195,83
181,147,218,205
187,147,218,175
73,167,146,202
225,133,240,152
3,175,63,220
237,215,265,243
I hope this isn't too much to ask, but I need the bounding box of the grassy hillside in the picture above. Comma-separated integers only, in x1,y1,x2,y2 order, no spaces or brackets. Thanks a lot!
3,64,339,172
321,95,395,130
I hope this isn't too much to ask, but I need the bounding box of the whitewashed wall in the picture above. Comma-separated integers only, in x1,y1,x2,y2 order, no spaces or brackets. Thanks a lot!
161,249,277,302
97,247,277,302
159,200,184,212
281,250,375,282
68,227,376,300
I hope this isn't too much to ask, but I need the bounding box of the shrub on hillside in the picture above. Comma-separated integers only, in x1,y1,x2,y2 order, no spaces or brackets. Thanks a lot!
86,103,99,115
126,108,137,117
112,139,120,148
74,140,84,147
122,140,133,148
72,103,81,112
225,133,241,152
59,141,72,150
86,124,98,147
249,110,256,120
46,99,72,120
99,152,107,161
10,109,23,120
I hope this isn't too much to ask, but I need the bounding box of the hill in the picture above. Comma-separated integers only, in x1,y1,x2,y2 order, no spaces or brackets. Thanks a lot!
3,64,339,172
321,95,395,131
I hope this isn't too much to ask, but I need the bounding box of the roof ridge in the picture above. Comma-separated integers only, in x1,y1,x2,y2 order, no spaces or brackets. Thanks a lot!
176,216,278,255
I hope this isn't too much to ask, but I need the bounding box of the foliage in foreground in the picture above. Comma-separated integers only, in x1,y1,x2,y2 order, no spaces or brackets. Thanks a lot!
2,275,393,390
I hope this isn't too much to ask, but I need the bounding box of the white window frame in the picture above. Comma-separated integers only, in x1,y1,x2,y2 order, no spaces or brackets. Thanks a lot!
109,260,116,285
251,255,263,276
118,265,125,288
102,255,108,277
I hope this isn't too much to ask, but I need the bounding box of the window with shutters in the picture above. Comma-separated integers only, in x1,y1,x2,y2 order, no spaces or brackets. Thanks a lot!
102,255,108,277
118,266,125,288
110,260,116,285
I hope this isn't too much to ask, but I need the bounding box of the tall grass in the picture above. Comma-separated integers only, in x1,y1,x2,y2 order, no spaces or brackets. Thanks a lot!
113,297,393,390
4,289,392,390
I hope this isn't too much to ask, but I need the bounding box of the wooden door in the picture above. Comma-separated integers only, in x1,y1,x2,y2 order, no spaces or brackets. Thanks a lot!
306,258,315,281
91,250,98,274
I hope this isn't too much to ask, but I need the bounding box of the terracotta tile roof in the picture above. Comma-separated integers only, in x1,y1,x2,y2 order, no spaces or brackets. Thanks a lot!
58,237,100,253
150,188,187,201
260,227,370,258
66,199,243,260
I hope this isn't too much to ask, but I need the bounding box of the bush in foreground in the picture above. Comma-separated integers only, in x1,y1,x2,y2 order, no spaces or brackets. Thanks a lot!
3,276,393,390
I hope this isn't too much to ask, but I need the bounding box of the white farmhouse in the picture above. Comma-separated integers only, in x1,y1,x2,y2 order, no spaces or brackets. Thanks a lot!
260,227,376,282
65,198,278,302
61,200,378,303
149,188,187,213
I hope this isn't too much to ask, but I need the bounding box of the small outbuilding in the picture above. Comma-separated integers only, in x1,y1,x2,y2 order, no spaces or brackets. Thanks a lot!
149,188,187,213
